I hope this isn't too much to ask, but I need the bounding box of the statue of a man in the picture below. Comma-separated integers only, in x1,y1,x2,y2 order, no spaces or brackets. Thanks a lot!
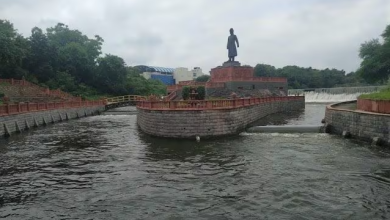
227,28,239,62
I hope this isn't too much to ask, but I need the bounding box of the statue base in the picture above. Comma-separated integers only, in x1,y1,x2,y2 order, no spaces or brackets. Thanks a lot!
210,64,254,83
222,61,241,67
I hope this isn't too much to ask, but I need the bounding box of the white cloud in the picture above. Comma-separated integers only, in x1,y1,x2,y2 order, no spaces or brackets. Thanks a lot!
0,0,389,73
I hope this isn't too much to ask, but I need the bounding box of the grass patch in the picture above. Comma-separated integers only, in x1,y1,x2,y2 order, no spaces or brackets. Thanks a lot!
359,88,390,100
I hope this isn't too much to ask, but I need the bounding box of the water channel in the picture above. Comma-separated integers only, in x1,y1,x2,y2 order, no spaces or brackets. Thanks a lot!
1,104,390,219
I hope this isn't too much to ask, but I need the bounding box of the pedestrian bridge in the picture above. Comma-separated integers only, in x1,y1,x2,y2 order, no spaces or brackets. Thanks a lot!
104,95,145,110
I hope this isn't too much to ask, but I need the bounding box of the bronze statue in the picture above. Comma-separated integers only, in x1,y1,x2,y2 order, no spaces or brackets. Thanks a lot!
227,28,239,62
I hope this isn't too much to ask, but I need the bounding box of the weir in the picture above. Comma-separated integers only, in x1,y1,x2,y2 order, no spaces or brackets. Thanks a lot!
288,86,385,95
289,86,386,103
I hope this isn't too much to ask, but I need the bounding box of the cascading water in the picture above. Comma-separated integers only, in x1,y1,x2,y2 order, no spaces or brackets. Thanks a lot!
288,86,386,103
303,91,366,103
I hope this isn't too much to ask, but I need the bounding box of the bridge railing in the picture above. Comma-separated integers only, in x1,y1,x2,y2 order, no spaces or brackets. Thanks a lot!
137,96,304,111
0,100,105,116
105,95,146,104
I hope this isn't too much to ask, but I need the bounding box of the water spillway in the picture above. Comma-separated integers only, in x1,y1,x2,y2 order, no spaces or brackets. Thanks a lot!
303,92,364,103
288,86,386,103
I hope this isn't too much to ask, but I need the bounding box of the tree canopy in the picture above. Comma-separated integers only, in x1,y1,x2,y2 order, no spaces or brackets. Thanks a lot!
1,19,386,95
357,25,390,84
195,75,210,82
253,64,367,89
0,20,166,99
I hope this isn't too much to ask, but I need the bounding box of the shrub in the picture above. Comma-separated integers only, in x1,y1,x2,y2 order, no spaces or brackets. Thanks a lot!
196,86,206,100
182,86,190,100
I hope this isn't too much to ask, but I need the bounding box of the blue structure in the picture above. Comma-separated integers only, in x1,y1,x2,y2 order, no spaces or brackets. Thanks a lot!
135,65,176,85
151,74,175,85
135,65,175,74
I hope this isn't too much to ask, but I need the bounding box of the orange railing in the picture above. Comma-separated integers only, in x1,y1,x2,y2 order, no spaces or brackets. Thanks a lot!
137,96,304,111
105,95,146,104
357,98,390,114
0,100,105,116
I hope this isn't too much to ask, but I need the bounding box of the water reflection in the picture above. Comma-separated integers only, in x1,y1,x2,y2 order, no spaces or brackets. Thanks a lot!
1,105,390,219
250,104,325,126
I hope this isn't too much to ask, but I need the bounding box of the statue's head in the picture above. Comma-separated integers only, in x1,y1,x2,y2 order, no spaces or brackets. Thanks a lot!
230,28,234,35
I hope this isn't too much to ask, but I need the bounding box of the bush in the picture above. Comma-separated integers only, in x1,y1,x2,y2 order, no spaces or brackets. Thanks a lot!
182,86,190,100
196,86,206,100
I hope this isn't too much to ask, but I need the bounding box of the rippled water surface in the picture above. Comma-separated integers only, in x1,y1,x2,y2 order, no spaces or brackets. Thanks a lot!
1,104,390,219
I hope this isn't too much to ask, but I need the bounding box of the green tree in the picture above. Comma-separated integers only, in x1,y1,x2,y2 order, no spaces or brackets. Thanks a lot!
196,86,205,100
357,25,390,84
195,75,210,82
254,64,277,77
0,20,29,78
96,54,128,95
182,86,190,100
0,20,168,98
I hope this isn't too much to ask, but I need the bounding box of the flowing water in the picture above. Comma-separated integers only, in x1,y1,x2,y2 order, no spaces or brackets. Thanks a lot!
1,104,390,220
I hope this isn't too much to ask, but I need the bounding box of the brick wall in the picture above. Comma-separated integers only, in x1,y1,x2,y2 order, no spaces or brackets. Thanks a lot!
0,106,105,137
224,81,288,94
325,101,390,144
137,99,304,138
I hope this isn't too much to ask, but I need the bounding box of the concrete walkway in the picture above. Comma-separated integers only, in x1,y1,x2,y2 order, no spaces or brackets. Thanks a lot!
332,102,357,110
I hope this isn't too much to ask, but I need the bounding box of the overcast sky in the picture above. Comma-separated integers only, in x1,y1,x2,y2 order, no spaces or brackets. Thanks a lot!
1,0,389,73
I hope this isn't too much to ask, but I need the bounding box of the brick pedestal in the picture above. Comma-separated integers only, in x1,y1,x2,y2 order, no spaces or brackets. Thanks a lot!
210,66,254,83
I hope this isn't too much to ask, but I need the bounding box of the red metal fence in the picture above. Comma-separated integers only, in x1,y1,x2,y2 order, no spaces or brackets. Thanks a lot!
137,96,304,111
357,98,390,114
0,100,105,116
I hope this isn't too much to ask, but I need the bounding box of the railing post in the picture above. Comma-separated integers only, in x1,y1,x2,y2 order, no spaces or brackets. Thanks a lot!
206,101,213,109
6,104,10,114
17,102,20,113
45,103,48,110
169,101,176,109
27,102,30,112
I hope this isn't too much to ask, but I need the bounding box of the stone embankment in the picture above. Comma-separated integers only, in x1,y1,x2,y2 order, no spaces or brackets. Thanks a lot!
325,99,390,146
0,101,105,137
137,96,305,139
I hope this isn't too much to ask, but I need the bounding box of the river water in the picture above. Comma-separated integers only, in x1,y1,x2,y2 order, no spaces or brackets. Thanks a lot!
1,104,390,219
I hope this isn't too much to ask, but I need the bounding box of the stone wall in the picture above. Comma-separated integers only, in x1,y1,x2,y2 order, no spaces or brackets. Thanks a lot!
137,98,304,139
224,81,287,94
0,106,105,137
325,101,390,145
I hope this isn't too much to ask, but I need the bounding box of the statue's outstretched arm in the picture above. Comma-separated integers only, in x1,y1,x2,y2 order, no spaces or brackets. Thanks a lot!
236,36,239,47
227,38,229,49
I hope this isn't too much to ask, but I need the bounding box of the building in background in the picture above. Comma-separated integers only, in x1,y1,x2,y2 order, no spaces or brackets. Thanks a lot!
135,65,205,85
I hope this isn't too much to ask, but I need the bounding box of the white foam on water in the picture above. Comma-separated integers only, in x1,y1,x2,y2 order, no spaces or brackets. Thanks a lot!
303,92,366,103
